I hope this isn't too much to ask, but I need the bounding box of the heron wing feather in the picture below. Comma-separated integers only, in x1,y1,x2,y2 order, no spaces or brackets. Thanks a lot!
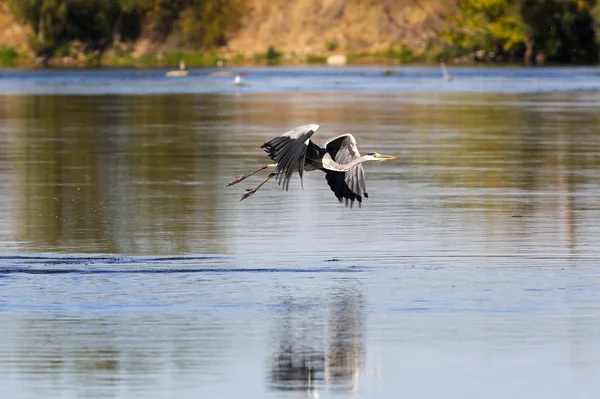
325,165,368,208
324,134,359,164
323,134,368,207
261,124,319,190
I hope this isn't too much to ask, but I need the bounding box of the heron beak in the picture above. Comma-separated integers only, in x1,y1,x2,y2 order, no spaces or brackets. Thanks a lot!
376,154,397,161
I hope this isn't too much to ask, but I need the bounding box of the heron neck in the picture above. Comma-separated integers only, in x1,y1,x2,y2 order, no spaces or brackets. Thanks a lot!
322,154,370,172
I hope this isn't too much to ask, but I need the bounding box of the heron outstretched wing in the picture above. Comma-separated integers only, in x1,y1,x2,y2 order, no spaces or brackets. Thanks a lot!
323,134,368,207
324,133,360,163
261,124,320,190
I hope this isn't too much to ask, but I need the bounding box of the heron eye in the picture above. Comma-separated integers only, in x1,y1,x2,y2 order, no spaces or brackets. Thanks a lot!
366,152,375,156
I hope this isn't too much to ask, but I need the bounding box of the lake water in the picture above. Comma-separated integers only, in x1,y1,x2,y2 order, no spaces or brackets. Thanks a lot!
1,67,600,398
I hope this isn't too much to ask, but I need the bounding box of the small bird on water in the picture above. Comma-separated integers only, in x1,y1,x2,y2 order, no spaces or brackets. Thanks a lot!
165,59,189,78
227,124,396,207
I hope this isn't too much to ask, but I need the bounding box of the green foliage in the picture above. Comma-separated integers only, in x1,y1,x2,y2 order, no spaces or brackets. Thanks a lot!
305,54,326,64
385,44,415,64
265,45,282,65
6,0,242,65
101,50,228,67
174,0,240,49
54,44,71,58
441,0,599,64
161,51,208,67
136,53,159,66
442,0,526,58
134,0,182,41
7,0,124,55
594,2,600,56
0,47,19,67
521,0,598,63
232,53,245,64
4,0,599,66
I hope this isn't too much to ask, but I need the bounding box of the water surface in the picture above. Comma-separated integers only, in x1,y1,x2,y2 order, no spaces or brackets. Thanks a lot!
1,68,600,398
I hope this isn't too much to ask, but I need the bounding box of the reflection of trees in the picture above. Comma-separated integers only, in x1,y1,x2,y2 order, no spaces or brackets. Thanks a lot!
11,95,117,251
3,90,600,255
269,283,365,393
396,93,600,201
119,94,229,253
7,94,230,254
0,97,18,242
391,92,600,255
1,315,229,396
222,91,600,257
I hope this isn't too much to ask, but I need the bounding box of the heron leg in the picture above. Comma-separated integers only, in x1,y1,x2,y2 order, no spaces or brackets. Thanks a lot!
227,163,276,187
240,172,277,201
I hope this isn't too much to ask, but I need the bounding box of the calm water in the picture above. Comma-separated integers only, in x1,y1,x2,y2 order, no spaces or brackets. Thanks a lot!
1,67,600,398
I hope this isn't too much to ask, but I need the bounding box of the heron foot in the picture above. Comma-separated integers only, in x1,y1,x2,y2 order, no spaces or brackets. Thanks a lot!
240,189,257,201
226,164,276,187
227,176,245,186
238,171,277,201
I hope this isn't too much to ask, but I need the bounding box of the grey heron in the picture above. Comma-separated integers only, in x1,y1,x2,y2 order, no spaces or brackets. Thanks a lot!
227,124,396,207
441,62,454,82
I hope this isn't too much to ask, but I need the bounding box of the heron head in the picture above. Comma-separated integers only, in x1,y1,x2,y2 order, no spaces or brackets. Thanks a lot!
366,152,397,162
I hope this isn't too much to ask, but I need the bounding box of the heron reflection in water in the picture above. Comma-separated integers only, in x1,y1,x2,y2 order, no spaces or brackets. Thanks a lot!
227,124,396,207
269,287,365,394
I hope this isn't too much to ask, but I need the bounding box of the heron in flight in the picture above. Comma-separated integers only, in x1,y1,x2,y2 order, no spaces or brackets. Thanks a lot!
227,124,396,207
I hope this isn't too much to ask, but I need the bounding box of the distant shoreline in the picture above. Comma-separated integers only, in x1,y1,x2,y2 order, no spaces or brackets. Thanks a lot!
2,49,590,70
2,1,599,70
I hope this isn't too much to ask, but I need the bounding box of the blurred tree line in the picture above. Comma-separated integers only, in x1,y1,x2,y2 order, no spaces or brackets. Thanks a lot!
442,0,600,64
4,0,240,64
3,0,600,65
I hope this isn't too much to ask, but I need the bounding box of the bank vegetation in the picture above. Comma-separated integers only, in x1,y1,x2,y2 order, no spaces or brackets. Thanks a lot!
0,0,599,67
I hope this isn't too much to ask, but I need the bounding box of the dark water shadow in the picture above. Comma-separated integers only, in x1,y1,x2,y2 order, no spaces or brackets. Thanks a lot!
0,255,226,263
0,255,369,275
0,267,367,275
